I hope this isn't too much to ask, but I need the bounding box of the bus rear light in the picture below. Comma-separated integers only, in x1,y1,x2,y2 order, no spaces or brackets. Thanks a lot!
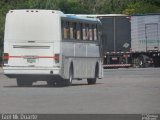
3,53,9,64
55,54,59,63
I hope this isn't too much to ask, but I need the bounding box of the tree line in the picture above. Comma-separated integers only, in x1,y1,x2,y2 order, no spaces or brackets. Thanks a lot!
0,0,160,52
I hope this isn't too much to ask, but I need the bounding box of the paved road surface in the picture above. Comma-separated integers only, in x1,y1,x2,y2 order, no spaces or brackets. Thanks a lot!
0,68,160,113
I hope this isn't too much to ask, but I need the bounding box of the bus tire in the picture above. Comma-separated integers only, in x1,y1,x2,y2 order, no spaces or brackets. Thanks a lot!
66,65,73,86
17,77,33,87
87,64,98,85
87,78,96,85
47,80,56,87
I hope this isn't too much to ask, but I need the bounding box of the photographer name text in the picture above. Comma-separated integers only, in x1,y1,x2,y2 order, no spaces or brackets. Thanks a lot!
1,114,38,120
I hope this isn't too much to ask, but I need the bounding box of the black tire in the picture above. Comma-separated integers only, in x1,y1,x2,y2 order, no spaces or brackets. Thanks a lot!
47,80,56,87
17,78,33,87
138,56,144,68
87,65,98,85
138,55,149,68
66,66,73,86
87,78,96,85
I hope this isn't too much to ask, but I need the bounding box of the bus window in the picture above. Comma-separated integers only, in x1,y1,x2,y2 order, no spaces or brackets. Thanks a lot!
97,24,102,42
62,21,67,39
86,24,89,40
63,21,70,40
80,23,83,40
89,24,93,41
73,22,77,39
93,24,97,41
61,20,64,39
77,23,81,40
82,24,86,40
70,22,73,39
62,21,69,40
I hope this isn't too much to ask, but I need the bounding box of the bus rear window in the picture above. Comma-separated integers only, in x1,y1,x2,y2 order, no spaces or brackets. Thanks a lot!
5,14,59,42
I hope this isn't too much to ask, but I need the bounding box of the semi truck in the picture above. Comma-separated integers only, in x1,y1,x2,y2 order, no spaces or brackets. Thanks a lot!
78,14,160,68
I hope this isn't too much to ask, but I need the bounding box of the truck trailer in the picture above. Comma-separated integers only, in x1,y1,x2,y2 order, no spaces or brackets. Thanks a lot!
98,14,131,68
78,14,160,68
131,14,160,68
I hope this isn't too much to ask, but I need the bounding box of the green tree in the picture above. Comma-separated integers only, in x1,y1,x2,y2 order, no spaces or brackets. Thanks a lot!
123,1,160,15
0,0,160,53
59,0,89,14
28,0,59,9
0,0,10,49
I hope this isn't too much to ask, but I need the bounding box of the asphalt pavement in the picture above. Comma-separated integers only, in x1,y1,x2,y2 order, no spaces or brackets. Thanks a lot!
0,67,160,113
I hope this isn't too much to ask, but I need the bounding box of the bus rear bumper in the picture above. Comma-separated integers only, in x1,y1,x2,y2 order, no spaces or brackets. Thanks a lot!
3,66,61,78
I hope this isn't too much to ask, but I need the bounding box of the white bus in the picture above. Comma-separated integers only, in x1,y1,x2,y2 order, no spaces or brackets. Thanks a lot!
3,10,103,86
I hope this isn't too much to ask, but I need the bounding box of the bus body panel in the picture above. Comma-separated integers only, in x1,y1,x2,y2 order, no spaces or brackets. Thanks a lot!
3,10,62,74
61,42,101,78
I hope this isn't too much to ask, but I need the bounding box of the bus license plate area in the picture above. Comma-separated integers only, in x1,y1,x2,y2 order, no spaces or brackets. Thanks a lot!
24,56,38,64
27,58,36,63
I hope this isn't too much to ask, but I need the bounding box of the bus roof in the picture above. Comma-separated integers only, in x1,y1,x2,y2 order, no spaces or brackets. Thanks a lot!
7,9,100,23
64,14,100,23
8,9,64,15
67,14,128,18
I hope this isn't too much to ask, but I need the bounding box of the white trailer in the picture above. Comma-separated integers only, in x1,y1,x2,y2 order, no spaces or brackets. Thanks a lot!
3,10,103,86
131,14,160,67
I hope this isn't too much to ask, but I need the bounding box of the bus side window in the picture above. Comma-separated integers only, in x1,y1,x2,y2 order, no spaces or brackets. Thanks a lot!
82,24,86,40
86,24,89,40
89,24,93,41
62,21,67,39
97,24,102,42
64,21,70,40
61,20,64,39
70,22,73,39
77,23,81,40
93,24,97,41
73,22,77,40
80,23,83,40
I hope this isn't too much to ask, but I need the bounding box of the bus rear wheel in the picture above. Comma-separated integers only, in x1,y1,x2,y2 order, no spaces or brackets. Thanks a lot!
87,65,98,85
87,78,96,85
17,77,33,87
47,80,56,87
65,66,73,86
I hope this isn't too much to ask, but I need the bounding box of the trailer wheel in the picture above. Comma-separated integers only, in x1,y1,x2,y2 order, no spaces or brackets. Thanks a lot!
138,56,144,68
137,55,150,68
17,77,33,87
